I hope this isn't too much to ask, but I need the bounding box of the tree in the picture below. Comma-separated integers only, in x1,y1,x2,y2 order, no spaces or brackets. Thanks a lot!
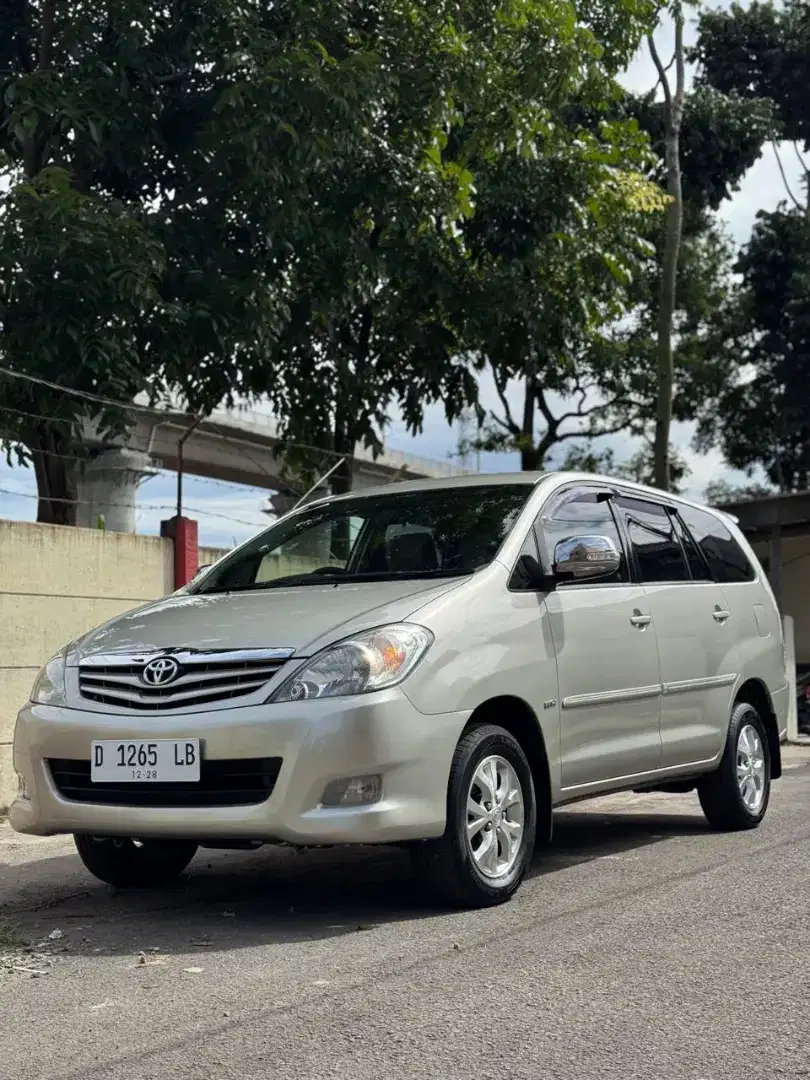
453,112,670,473
647,5,686,491
257,0,670,494
686,0,810,490
691,209,810,490
694,0,810,148
466,80,771,474
2,0,407,521
8,1,561,513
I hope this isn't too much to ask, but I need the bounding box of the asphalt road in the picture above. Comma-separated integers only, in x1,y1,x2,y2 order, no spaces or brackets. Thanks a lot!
2,748,810,1080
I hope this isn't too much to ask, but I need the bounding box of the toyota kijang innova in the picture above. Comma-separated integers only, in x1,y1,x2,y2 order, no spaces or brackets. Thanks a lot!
10,472,788,907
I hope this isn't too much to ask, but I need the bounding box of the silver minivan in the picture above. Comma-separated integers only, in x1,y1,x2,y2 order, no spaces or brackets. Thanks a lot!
10,472,789,907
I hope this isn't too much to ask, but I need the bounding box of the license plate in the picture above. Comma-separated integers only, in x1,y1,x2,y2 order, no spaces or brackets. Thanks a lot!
91,739,201,783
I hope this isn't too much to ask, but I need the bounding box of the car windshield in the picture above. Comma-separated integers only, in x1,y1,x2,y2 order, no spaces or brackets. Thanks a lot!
194,484,533,594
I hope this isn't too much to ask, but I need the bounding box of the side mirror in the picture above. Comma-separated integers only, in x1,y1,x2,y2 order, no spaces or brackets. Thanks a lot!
553,535,621,582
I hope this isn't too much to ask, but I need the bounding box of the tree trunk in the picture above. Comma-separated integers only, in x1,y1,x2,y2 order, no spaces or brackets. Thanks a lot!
520,373,541,470
29,423,78,526
650,12,686,492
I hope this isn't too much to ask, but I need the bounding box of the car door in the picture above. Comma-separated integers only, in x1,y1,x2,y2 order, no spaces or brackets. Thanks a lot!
615,495,739,769
537,486,663,792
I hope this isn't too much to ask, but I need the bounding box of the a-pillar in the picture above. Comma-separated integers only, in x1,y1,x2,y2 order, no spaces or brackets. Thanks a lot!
161,516,199,590
74,448,157,532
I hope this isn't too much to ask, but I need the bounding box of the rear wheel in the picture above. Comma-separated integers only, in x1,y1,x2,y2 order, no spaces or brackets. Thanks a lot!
698,702,771,831
74,834,198,888
412,723,537,908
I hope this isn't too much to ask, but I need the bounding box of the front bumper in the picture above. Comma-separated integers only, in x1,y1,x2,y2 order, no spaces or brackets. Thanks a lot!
9,691,470,844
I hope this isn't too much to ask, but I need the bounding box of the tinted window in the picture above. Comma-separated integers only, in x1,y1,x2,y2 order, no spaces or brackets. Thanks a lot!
538,489,627,583
618,498,689,583
679,505,755,583
670,511,710,580
196,484,533,593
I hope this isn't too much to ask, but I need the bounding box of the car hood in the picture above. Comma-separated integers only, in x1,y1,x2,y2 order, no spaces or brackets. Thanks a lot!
69,578,466,663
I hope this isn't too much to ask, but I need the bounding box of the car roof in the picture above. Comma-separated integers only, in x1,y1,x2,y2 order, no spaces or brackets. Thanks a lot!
313,470,728,520
322,472,547,504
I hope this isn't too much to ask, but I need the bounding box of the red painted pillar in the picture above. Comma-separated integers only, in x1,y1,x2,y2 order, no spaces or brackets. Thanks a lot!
160,516,199,590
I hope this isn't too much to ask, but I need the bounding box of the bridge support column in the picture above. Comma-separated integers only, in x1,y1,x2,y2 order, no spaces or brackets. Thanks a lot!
74,448,156,533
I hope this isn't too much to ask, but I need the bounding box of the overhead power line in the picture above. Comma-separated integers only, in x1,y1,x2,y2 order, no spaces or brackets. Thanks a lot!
0,485,266,529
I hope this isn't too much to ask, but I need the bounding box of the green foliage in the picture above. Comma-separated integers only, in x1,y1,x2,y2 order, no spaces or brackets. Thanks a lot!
692,209,810,491
471,44,777,476
625,86,773,212
1,0,669,509
684,1,810,492
2,0,408,517
225,0,669,492
694,0,810,147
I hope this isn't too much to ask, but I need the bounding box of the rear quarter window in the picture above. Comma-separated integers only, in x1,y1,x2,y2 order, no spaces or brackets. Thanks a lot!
678,505,755,584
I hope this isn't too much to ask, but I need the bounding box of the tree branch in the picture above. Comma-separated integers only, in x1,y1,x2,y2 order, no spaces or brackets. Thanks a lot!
487,409,517,436
555,381,630,427
535,384,558,430
492,369,519,434
675,8,686,105
647,32,673,113
555,419,630,444
793,141,810,207
772,140,804,212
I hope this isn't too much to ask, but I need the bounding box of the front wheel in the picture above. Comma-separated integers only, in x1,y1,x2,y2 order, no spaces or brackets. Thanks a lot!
74,834,198,888
698,702,771,831
412,723,537,908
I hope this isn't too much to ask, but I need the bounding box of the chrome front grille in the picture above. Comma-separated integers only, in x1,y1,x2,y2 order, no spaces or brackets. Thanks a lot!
78,649,294,711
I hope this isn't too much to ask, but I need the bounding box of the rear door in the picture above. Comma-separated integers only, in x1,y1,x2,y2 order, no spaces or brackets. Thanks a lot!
678,502,783,712
538,486,663,791
615,495,739,769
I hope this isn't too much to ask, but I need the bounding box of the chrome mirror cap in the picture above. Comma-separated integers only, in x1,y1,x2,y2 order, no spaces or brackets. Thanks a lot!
553,535,621,581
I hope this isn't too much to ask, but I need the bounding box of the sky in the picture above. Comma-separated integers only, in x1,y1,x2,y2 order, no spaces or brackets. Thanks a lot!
0,2,803,548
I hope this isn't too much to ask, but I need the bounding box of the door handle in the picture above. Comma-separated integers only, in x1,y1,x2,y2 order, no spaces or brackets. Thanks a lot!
713,609,731,623
630,612,652,628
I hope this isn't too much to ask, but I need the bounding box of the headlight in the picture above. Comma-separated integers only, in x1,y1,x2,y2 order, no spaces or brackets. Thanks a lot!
31,650,67,706
269,623,433,703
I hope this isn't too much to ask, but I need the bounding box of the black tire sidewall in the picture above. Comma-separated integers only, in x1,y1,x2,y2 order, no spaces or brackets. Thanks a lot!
74,835,198,887
448,726,537,902
724,703,772,824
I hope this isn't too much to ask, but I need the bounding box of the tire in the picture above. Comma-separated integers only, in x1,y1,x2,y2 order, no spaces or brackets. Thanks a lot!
412,723,537,908
74,834,198,888
698,702,771,831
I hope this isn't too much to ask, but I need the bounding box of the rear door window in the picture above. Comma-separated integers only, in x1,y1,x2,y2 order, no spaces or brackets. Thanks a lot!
617,497,689,584
670,510,710,581
678,505,755,583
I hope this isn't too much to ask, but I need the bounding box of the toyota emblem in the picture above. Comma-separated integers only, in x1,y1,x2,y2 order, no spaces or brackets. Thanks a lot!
142,657,180,686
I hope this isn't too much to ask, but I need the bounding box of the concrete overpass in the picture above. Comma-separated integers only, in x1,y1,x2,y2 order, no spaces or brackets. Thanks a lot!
74,407,471,531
